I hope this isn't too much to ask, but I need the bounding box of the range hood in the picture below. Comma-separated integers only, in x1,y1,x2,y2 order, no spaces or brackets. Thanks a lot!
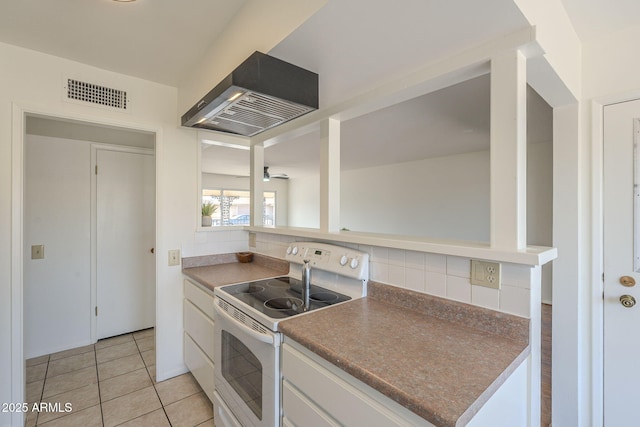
181,51,318,137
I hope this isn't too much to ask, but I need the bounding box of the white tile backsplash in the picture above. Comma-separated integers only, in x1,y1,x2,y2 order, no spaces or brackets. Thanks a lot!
425,272,447,297
254,232,538,318
500,284,531,317
472,285,501,310
446,276,472,303
446,256,471,278
387,248,405,266
405,268,425,292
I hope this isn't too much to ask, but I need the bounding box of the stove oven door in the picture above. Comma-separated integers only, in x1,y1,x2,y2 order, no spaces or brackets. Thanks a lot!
213,297,281,427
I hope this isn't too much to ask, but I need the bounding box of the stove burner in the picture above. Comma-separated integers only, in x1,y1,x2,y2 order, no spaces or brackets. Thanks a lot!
264,297,303,311
242,285,265,294
310,292,339,303
266,279,289,289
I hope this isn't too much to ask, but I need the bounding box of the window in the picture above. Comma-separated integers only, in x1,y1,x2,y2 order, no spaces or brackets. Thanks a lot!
202,189,276,227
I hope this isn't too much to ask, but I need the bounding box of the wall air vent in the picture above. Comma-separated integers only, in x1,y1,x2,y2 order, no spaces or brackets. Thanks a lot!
66,79,127,110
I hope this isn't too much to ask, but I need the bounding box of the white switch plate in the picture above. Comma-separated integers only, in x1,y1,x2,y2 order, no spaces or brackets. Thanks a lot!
168,249,181,266
248,232,256,248
31,245,44,260
470,260,501,289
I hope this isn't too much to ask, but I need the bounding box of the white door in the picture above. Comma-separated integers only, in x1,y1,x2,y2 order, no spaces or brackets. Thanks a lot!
97,149,155,339
603,98,640,426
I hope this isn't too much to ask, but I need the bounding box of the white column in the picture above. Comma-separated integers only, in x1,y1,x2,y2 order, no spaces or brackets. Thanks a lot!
490,49,527,250
320,118,340,232
250,143,264,227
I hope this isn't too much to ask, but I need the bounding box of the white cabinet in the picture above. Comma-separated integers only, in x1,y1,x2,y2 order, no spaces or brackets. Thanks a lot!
281,340,434,427
183,279,215,402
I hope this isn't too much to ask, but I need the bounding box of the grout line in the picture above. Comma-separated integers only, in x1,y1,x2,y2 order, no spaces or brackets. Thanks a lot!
93,348,105,427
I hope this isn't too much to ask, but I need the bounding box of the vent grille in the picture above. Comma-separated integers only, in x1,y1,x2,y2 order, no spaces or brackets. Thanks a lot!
216,298,269,335
66,79,127,110
204,91,314,136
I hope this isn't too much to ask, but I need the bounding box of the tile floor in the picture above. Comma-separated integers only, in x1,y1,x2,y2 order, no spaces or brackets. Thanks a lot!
25,328,213,427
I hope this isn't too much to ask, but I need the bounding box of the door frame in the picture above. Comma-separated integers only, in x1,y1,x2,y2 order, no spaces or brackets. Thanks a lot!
591,90,640,425
91,144,155,342
10,103,160,427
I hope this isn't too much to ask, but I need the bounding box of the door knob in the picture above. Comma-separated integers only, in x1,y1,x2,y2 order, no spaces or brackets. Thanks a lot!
150,248,155,254
620,295,636,308
620,276,636,287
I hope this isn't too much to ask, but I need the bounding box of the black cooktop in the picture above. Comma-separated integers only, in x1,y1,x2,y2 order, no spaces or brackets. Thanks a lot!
218,276,351,319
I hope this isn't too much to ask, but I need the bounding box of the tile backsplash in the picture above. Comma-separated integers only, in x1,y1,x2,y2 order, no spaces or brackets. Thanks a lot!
253,232,538,318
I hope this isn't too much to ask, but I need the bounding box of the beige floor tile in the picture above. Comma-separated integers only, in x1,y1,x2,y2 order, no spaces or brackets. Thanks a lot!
42,366,97,398
97,353,145,381
26,380,44,403
96,341,139,364
27,363,48,383
140,349,155,367
27,355,49,367
37,404,102,427
146,365,156,383
49,344,95,361
46,351,96,378
100,368,152,402
101,386,161,427
196,419,215,427
95,333,133,350
134,336,154,352
155,373,201,406
164,392,213,427
133,328,154,341
25,409,38,427
117,408,170,427
37,383,100,424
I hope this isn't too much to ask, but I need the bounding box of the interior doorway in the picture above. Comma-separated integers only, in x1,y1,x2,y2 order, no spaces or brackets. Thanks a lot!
23,115,156,358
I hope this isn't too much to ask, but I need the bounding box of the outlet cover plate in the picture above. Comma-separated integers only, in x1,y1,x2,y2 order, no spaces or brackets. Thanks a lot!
470,260,501,289
168,249,181,266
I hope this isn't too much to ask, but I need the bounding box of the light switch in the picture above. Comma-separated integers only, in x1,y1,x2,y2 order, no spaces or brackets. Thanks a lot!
249,232,256,248
31,245,45,260
168,249,181,266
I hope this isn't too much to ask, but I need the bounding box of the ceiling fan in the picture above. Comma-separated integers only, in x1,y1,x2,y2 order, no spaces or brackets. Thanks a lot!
263,166,289,181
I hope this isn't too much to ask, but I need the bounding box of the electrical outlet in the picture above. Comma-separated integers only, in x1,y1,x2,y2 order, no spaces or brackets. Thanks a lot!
249,232,256,248
31,245,44,260
168,249,181,266
470,260,501,289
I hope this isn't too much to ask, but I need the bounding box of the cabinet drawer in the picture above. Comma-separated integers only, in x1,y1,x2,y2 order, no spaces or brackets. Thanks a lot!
184,279,214,320
184,333,214,403
184,299,215,360
283,343,431,427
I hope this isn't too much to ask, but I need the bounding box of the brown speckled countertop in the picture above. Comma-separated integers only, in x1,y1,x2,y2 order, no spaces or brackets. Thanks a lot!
182,253,288,293
278,281,530,427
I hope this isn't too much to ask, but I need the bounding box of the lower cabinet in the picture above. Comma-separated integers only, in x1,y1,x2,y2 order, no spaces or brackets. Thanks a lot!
183,279,215,403
281,340,434,427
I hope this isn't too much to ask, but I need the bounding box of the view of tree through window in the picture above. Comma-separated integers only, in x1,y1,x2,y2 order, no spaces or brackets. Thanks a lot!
202,189,275,226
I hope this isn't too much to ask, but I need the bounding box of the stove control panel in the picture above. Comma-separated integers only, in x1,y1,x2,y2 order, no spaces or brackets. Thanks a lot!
285,242,369,281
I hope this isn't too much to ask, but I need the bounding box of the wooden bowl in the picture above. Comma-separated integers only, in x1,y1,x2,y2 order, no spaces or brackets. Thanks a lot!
236,252,253,263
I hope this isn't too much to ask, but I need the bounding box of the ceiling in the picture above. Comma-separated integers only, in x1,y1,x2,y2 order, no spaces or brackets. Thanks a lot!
1,0,635,178
0,0,247,86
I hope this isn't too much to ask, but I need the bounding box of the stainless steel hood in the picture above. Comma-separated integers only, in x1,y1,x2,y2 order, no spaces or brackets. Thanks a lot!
181,51,318,137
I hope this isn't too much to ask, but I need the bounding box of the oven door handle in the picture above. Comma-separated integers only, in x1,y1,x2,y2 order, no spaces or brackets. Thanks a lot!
214,301,275,345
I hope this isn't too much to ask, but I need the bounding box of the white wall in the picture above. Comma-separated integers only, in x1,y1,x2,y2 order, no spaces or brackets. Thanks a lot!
288,175,320,228
24,135,92,358
0,41,196,426
341,150,490,241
